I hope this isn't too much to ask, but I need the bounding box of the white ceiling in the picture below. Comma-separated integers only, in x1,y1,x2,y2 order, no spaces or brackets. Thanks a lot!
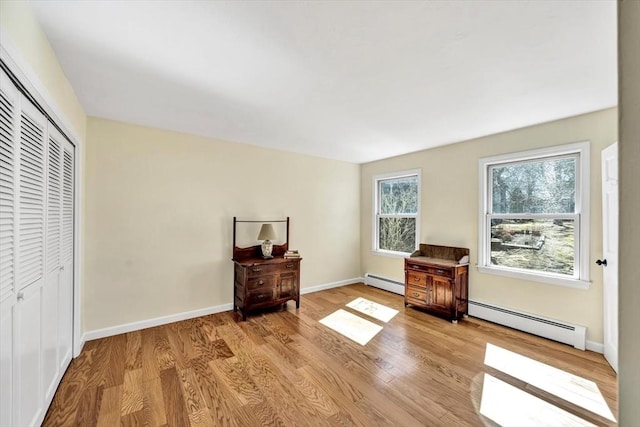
30,1,617,164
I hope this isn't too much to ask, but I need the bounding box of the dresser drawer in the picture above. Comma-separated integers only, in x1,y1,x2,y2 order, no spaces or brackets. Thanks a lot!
428,266,453,278
247,288,276,305
245,264,281,277
405,286,427,303
407,271,427,288
407,262,452,278
247,276,275,290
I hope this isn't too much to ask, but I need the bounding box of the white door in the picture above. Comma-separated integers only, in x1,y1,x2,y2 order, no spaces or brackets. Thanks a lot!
0,65,20,427
42,127,63,403
601,142,618,373
58,139,74,368
16,93,48,426
1,66,75,426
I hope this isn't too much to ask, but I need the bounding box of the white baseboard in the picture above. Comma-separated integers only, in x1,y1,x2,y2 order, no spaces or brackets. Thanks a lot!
300,277,363,295
586,340,604,354
81,278,362,343
83,302,234,342
363,273,405,295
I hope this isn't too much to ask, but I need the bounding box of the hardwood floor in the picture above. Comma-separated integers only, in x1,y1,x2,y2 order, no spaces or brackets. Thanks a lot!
43,284,618,426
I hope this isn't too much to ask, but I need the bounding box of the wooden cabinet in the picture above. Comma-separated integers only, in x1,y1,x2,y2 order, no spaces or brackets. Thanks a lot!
232,217,301,321
233,257,301,320
404,244,469,323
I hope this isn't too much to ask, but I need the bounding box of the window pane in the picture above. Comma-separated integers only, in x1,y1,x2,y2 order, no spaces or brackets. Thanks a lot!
379,217,416,253
380,176,418,214
491,157,576,214
490,219,574,276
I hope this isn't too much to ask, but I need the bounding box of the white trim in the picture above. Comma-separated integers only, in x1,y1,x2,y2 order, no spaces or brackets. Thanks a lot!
469,299,587,350
370,249,410,259
372,168,421,255
477,141,591,288
477,266,591,289
0,28,86,358
586,340,604,354
363,273,405,295
0,28,83,144
300,277,363,295
83,303,234,342
80,278,363,342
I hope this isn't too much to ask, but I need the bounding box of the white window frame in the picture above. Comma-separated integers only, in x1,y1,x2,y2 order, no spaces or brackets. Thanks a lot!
477,142,591,289
372,169,421,257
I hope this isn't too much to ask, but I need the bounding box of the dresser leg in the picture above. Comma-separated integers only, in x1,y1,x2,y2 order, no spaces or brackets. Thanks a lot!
242,312,247,321
463,314,468,318
451,319,458,324
296,300,300,309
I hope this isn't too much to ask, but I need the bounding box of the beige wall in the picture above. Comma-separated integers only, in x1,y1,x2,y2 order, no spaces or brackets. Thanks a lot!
0,1,86,140
85,117,361,331
618,0,640,424
361,108,617,343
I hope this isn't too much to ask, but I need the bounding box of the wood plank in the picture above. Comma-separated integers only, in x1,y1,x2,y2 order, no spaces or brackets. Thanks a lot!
42,283,618,426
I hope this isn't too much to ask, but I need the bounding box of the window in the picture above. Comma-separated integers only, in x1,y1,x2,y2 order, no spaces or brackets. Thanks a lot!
478,142,590,288
373,170,420,255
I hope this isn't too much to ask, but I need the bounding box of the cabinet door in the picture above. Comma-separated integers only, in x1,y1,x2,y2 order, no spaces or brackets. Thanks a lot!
278,271,298,299
428,276,453,313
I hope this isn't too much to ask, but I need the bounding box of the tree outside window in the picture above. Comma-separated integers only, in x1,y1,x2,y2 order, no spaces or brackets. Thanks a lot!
478,142,590,288
374,171,420,254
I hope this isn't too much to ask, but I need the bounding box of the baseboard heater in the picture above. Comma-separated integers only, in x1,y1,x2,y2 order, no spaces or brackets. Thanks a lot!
469,300,586,350
364,273,404,296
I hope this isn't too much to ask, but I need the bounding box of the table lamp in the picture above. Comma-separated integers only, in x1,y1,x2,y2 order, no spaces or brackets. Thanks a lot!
257,223,277,259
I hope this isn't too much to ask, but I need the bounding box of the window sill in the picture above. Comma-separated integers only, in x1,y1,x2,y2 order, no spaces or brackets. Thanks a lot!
371,249,411,259
477,265,591,290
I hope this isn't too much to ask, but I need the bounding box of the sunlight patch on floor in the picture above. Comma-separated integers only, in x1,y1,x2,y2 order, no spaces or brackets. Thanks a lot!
346,297,399,323
484,343,616,422
319,309,383,345
480,373,595,427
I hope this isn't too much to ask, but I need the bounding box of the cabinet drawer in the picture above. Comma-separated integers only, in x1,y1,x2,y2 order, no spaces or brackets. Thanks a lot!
407,262,452,278
245,264,281,277
407,271,427,288
247,288,276,305
428,267,453,278
247,276,275,290
405,286,427,302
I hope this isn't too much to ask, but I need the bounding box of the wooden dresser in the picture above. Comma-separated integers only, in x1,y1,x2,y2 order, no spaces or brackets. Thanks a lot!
232,217,301,321
404,244,469,323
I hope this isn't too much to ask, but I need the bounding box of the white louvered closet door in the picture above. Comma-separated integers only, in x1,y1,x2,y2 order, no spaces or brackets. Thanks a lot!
58,135,74,370
0,66,20,427
0,66,75,427
15,90,48,427
42,125,63,404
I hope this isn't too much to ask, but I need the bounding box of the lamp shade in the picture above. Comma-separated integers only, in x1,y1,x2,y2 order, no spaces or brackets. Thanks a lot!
257,223,277,241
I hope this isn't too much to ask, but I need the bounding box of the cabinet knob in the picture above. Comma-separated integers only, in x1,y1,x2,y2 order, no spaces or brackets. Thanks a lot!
286,264,294,269
258,280,264,285
252,267,262,272
412,292,420,298
17,291,24,301
414,277,420,282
